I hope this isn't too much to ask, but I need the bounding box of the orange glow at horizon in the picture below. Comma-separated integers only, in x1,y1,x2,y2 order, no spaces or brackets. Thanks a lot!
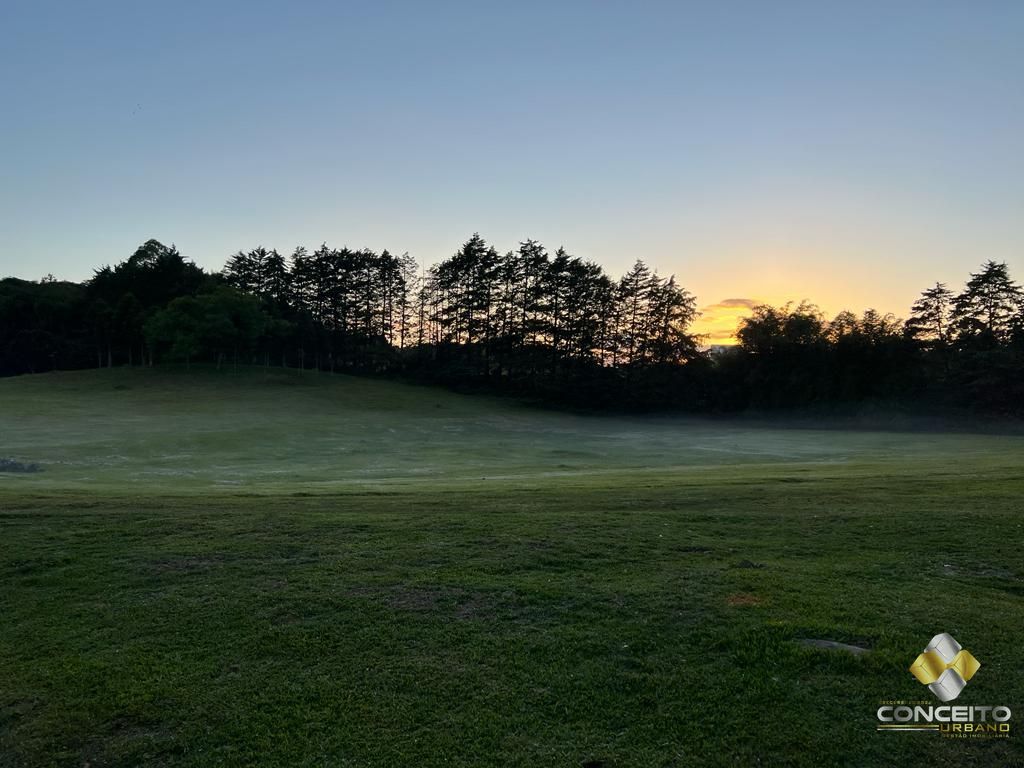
692,298,761,345
682,246,916,346
692,292,909,346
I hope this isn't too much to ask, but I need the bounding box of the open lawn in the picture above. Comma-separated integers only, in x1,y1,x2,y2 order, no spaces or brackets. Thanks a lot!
1,368,1022,766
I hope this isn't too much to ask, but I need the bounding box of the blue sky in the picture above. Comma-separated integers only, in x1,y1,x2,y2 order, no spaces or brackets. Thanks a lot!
2,1,1022,339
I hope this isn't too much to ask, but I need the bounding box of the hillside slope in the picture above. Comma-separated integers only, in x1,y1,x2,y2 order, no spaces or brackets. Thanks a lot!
2,366,1023,494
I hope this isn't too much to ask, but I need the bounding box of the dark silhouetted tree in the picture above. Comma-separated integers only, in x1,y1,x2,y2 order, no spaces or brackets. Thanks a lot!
952,261,1021,346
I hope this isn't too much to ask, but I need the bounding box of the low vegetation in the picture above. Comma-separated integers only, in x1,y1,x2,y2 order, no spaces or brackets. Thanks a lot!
1,369,1021,766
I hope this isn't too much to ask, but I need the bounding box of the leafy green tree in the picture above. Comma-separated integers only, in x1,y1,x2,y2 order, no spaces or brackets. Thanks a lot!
145,288,266,368
0,278,90,374
732,303,830,407
145,297,204,368
113,293,145,366
90,240,207,312
87,298,114,368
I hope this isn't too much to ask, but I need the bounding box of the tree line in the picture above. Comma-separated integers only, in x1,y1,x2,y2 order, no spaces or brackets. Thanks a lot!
2,236,1022,413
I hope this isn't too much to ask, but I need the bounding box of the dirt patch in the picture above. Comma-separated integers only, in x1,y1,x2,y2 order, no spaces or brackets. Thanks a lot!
726,592,763,607
0,458,42,473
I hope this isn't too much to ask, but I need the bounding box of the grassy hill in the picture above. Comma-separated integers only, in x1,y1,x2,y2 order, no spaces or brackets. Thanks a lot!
1,368,1022,766
2,366,1019,494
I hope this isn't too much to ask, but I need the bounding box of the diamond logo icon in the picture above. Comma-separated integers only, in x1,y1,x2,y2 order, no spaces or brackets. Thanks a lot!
909,633,981,702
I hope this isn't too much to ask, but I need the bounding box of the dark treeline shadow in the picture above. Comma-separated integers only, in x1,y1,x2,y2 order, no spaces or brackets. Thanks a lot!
2,236,1023,414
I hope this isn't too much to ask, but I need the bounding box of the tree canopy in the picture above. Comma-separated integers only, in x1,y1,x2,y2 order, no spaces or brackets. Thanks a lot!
3,238,1024,413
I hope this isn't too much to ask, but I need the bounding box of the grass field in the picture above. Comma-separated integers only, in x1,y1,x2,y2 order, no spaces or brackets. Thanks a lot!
1,368,1022,766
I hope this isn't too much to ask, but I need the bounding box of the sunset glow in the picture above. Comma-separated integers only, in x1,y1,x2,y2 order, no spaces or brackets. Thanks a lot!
693,298,761,345
1,2,1020,314
4,4,1024,765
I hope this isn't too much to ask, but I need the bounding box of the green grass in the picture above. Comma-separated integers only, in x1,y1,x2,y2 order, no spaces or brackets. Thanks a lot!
1,367,1022,766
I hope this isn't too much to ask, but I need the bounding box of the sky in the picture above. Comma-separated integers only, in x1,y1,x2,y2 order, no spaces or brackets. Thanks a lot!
1,1,1022,342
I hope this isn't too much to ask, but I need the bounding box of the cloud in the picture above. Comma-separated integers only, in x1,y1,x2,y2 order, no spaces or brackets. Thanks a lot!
702,297,759,312
693,297,761,345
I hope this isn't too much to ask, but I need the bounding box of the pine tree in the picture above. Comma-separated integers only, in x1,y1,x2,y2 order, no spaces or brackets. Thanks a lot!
645,275,699,364
905,283,952,346
615,260,653,366
952,261,1021,344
